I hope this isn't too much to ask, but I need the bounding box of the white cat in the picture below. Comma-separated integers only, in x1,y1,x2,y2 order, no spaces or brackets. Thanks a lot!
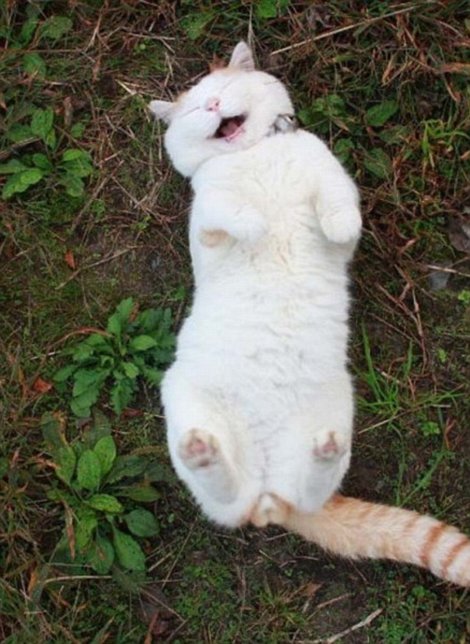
150,43,470,586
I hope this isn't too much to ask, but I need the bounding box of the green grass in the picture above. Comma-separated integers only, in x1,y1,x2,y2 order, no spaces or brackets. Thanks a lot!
1,0,470,641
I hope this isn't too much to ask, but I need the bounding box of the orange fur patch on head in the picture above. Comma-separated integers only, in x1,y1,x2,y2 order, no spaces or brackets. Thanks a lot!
420,523,447,567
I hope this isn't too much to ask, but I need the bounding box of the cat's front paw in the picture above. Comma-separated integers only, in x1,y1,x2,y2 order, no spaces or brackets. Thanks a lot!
178,428,220,469
320,208,361,244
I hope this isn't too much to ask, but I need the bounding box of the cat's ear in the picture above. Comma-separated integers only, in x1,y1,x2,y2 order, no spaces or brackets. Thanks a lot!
149,100,175,124
228,41,255,72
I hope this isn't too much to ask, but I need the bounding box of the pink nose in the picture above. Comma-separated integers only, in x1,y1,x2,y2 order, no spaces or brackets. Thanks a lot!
206,97,220,112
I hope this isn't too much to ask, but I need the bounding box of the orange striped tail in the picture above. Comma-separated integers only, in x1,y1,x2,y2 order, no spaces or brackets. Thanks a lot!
279,494,470,586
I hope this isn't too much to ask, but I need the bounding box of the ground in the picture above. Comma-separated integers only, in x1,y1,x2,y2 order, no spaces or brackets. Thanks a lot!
1,1,469,642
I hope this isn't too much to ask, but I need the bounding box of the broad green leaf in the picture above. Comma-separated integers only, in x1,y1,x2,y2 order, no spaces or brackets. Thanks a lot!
71,387,100,417
19,16,39,45
23,52,46,78
40,16,73,41
145,461,175,484
110,378,134,416
106,312,121,338
363,148,392,179
94,435,117,476
0,159,28,174
6,124,33,143
2,168,44,199
119,483,160,503
41,412,68,450
44,128,57,149
55,446,76,485
107,455,148,483
181,11,214,40
379,124,410,145
85,333,109,347
87,493,123,513
32,153,53,171
73,369,105,396
53,363,76,383
129,335,158,351
61,151,93,178
122,362,139,379
112,528,146,571
116,297,134,323
62,149,89,162
75,507,98,551
60,173,84,197
72,341,94,362
365,100,398,127
76,450,101,490
88,534,114,574
30,108,54,139
124,508,159,537
256,0,290,19
333,138,355,164
141,367,163,386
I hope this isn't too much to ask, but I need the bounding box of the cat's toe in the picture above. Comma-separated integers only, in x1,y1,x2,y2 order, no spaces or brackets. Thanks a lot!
313,431,347,461
178,428,219,469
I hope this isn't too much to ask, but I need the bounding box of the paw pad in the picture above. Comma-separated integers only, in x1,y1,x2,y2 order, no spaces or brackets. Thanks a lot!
313,431,346,461
178,429,219,469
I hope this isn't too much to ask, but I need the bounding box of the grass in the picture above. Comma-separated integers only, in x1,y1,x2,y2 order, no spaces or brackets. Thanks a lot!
1,0,469,641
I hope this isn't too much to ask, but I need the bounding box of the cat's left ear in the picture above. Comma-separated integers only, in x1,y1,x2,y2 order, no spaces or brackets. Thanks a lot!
228,41,255,72
149,100,175,124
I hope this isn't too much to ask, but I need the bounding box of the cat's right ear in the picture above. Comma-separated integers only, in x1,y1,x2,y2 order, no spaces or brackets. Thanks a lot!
149,100,175,124
228,41,255,72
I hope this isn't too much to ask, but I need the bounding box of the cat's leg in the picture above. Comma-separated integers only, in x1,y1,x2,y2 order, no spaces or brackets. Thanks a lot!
274,377,353,513
161,368,241,504
193,188,267,245
314,166,362,245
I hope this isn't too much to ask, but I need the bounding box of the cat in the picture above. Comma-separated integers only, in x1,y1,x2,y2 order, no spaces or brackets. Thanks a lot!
150,42,470,587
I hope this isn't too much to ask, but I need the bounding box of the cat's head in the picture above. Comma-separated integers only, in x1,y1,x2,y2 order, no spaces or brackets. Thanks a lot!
149,42,294,177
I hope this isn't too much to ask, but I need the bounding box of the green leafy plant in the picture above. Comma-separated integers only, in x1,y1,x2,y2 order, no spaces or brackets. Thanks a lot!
54,298,175,417
0,104,93,199
298,94,352,135
42,412,172,574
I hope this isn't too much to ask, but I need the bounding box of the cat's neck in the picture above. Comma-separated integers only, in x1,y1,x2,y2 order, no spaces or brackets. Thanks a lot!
266,114,298,137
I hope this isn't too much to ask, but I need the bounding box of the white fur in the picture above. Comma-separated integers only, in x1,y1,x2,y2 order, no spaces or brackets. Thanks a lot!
152,43,361,528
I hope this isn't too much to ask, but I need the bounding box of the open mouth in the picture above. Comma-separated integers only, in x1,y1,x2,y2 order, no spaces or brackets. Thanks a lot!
214,114,246,141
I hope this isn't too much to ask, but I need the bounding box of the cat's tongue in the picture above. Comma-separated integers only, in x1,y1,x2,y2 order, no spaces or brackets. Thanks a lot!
220,118,241,138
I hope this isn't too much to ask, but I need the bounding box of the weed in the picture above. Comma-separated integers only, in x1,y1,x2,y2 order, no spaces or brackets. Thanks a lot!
53,298,175,417
41,411,170,575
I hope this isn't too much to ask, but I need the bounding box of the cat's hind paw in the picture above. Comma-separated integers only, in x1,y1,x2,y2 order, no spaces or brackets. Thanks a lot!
178,428,220,470
320,208,361,245
313,430,347,461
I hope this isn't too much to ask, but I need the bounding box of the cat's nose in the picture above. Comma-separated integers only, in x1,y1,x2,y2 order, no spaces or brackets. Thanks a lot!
205,97,220,112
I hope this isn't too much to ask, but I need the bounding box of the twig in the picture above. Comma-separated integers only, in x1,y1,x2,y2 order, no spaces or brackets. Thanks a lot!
425,264,470,279
271,4,432,55
307,608,383,643
43,575,112,585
